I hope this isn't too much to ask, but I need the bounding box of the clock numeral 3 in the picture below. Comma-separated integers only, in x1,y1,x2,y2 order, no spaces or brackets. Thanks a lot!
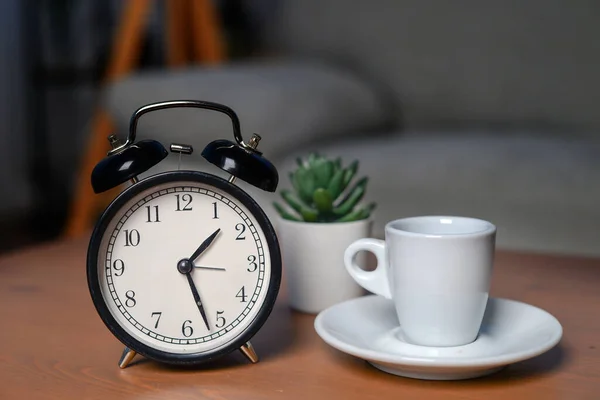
235,223,246,240
247,255,258,272
175,194,193,211
216,311,226,328
125,290,136,308
151,312,162,328
182,320,193,337
124,229,140,247
212,202,219,219
145,205,160,223
113,259,125,276
236,286,248,303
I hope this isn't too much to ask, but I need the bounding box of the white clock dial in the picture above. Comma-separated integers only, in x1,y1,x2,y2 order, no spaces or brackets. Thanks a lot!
96,180,272,354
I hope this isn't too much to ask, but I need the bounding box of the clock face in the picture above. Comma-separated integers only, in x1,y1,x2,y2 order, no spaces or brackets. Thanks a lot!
88,171,281,363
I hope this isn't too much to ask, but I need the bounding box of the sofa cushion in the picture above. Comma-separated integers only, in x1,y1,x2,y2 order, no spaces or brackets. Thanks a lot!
270,132,600,257
103,60,391,159
268,0,600,132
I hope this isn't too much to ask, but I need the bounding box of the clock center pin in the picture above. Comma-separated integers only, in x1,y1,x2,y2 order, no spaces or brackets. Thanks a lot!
177,258,194,274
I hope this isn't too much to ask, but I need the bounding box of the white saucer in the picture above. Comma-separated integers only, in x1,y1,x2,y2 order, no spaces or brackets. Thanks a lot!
314,295,562,380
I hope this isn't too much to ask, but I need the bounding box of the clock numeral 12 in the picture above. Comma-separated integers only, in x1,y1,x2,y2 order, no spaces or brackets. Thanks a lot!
124,229,140,247
212,202,219,219
175,194,193,211
145,205,160,223
216,311,226,328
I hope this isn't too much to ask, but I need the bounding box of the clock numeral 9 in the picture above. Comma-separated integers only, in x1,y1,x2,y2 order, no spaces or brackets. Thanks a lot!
123,229,140,247
247,255,258,272
125,290,136,308
175,194,193,211
182,320,193,337
236,286,248,303
113,259,125,276
145,205,160,223
235,223,246,240
216,311,226,328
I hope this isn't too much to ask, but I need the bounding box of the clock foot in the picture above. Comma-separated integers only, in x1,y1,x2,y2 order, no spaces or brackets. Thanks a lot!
118,346,137,369
239,341,259,363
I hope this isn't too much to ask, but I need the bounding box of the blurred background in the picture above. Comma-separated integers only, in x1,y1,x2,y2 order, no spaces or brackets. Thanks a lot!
1,0,598,257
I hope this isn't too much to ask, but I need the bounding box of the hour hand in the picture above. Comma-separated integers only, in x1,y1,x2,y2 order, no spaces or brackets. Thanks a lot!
189,228,221,261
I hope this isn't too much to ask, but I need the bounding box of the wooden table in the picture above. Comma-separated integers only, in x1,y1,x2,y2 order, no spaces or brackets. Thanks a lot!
1,238,599,399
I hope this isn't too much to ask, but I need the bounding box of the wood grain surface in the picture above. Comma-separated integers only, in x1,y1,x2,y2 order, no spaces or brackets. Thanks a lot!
1,238,599,399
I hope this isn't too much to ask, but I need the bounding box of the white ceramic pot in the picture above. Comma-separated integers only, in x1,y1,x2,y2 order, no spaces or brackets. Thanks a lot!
276,217,373,314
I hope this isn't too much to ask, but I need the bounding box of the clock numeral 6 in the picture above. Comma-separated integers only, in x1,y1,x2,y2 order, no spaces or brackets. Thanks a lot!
216,311,226,328
175,194,193,211
125,290,136,308
123,229,140,247
235,223,246,240
182,320,193,337
247,255,258,272
112,259,125,276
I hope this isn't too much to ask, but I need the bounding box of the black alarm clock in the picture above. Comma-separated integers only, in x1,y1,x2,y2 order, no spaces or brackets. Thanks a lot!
86,100,282,368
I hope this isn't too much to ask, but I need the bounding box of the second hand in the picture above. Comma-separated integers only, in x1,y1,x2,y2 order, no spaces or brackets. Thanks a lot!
194,265,226,271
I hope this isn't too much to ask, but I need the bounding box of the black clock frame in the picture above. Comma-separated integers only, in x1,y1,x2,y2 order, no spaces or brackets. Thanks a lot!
87,170,282,365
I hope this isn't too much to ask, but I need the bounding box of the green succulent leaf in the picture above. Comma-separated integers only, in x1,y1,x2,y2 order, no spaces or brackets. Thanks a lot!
273,202,302,221
327,168,345,201
281,189,319,222
333,157,342,171
273,202,301,222
342,160,359,191
283,154,375,223
312,188,333,213
333,177,368,216
308,152,319,168
336,202,376,222
294,167,316,205
289,171,302,195
312,159,335,189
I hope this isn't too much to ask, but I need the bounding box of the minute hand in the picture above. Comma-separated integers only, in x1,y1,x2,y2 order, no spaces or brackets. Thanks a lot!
189,228,221,261
185,273,210,330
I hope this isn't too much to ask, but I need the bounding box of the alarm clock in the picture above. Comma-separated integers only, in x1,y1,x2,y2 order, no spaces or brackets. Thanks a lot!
86,100,282,368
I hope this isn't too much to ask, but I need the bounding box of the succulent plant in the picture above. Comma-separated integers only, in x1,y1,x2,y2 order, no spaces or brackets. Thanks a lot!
273,153,376,223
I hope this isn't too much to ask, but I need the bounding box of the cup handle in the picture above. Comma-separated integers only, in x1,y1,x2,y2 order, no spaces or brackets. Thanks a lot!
344,238,392,299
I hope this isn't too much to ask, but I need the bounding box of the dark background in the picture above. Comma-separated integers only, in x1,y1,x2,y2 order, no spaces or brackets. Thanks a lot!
0,0,263,253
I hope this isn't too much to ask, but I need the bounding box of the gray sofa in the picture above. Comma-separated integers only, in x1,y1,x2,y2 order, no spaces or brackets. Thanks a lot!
103,0,600,257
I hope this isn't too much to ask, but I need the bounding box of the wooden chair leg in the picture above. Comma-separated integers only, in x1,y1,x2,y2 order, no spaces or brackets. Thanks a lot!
166,0,191,67
64,111,113,238
189,0,226,64
63,0,153,238
64,0,226,238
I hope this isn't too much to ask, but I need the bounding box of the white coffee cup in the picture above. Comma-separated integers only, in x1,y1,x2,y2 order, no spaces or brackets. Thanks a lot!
344,216,496,347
